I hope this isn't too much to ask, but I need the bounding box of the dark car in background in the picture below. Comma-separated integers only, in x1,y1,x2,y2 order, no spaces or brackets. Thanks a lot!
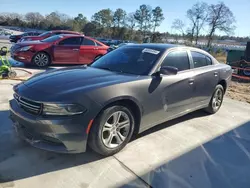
9,44,232,156
9,31,42,43
19,30,81,42
107,42,135,52
11,34,108,67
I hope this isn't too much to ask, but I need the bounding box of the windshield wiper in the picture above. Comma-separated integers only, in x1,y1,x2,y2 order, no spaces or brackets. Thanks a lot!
96,67,125,74
97,67,112,71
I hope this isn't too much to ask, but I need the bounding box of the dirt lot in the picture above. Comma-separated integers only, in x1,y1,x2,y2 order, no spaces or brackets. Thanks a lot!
227,80,250,104
213,53,250,104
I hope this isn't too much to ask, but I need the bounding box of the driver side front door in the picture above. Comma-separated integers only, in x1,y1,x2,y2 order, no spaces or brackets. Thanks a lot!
141,50,195,129
53,37,82,64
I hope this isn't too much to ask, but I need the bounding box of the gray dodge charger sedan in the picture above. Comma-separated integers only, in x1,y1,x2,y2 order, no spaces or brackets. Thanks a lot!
9,44,232,156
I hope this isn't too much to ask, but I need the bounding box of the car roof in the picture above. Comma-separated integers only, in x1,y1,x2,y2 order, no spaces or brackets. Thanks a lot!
123,43,210,54
59,34,84,37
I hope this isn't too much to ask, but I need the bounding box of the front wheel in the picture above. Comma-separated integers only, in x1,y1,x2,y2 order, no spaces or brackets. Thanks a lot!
32,52,50,67
88,105,135,156
204,84,224,114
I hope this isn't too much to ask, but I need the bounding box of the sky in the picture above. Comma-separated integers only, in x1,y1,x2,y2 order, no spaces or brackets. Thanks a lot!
1,0,250,37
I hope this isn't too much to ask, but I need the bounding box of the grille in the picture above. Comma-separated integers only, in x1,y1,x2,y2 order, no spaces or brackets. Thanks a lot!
14,93,42,115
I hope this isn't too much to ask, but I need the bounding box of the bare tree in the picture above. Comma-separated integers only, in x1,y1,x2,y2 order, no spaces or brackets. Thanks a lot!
25,12,44,28
187,2,208,44
171,19,185,35
206,2,235,47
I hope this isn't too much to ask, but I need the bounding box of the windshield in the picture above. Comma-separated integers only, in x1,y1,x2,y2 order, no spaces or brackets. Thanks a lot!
39,31,51,37
41,35,63,42
91,46,163,75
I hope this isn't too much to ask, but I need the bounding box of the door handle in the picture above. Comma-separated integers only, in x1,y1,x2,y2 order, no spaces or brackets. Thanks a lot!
188,79,194,85
73,49,79,51
94,48,99,50
214,72,218,77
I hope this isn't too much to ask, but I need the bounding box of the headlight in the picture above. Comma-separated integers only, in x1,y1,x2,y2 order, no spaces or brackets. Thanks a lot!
43,103,86,116
19,46,32,51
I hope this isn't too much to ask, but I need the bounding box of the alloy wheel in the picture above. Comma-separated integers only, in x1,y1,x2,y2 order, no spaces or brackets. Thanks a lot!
212,89,223,110
101,111,131,149
34,53,49,67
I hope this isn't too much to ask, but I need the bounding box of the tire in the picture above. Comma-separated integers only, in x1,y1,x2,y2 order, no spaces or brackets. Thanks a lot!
242,66,250,77
88,105,135,156
204,84,224,114
32,52,50,67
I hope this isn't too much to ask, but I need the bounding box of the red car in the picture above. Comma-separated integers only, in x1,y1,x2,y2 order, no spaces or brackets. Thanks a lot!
19,30,81,42
11,34,108,67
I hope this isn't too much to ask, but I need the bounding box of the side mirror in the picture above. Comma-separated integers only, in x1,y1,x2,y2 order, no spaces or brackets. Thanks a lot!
159,66,178,75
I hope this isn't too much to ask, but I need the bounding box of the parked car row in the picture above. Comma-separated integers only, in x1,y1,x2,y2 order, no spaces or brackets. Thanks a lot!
10,30,109,67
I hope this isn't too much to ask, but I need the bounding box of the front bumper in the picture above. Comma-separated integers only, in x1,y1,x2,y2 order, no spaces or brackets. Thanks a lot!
9,99,89,153
11,51,34,64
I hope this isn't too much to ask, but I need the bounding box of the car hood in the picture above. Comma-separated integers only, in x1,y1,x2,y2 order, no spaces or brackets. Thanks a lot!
16,40,48,46
22,66,138,94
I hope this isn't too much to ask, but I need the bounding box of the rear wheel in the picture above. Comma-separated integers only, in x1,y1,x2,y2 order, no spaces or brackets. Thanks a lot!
204,84,224,114
88,105,135,156
32,52,50,67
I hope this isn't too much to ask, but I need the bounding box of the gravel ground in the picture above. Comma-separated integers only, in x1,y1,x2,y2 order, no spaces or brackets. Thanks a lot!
227,80,250,104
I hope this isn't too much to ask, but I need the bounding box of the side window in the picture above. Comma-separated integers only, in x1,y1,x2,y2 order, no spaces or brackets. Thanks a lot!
206,56,212,65
82,38,96,46
59,37,81,45
191,51,211,68
162,51,190,71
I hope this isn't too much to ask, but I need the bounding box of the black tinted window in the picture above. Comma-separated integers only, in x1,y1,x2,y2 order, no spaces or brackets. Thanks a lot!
191,51,212,68
206,56,212,65
91,47,163,75
162,51,190,71
82,38,95,46
59,37,81,45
